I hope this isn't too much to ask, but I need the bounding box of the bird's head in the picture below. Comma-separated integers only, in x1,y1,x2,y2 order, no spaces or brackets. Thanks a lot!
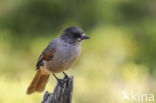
61,26,90,44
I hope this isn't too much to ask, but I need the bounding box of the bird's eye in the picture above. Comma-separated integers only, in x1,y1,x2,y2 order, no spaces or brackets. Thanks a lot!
74,33,81,38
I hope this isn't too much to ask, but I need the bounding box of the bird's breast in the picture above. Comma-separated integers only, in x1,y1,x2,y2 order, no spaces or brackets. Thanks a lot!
46,42,81,73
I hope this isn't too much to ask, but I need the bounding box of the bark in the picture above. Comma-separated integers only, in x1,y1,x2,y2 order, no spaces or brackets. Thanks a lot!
42,76,74,103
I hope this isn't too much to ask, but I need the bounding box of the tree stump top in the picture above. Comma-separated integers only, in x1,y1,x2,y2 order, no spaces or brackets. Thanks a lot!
42,76,74,103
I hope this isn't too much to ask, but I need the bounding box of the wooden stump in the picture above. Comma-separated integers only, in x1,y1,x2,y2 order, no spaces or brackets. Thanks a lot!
42,76,74,103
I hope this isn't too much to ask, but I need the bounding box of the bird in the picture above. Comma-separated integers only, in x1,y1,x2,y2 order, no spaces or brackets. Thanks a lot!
27,26,90,94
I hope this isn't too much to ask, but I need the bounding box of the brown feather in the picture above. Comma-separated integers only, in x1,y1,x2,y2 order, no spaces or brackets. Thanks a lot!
36,50,55,69
44,52,53,60
26,67,50,95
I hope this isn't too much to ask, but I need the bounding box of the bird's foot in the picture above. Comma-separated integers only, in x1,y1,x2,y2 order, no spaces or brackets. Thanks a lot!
52,73,64,87
63,72,70,86
63,72,70,81
57,79,64,88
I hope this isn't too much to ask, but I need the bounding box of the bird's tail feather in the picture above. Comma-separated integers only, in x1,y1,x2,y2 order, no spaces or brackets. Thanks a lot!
26,67,50,95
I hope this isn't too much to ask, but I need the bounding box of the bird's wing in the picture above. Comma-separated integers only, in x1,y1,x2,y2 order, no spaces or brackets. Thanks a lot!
36,40,56,70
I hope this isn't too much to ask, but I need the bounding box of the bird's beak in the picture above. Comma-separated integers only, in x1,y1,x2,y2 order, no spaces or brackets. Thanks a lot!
81,34,90,40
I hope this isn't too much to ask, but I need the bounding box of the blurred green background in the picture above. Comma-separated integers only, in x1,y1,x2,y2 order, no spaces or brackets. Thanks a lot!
0,0,156,103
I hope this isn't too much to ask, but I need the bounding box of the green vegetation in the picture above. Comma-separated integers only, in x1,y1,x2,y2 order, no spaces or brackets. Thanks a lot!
0,0,156,103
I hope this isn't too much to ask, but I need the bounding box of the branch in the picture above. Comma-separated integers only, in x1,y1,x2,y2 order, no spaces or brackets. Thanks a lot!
42,76,74,103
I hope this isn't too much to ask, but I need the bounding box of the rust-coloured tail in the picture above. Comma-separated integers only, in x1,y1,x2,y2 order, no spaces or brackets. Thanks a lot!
26,67,50,95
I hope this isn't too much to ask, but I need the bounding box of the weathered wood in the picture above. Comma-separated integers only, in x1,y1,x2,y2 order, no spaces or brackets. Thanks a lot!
42,76,74,103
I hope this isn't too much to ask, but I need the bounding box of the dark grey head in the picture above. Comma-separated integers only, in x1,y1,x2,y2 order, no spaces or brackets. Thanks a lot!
61,26,90,44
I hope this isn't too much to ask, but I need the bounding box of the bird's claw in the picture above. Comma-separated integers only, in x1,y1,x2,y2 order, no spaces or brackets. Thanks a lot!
63,72,70,81
57,79,64,88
